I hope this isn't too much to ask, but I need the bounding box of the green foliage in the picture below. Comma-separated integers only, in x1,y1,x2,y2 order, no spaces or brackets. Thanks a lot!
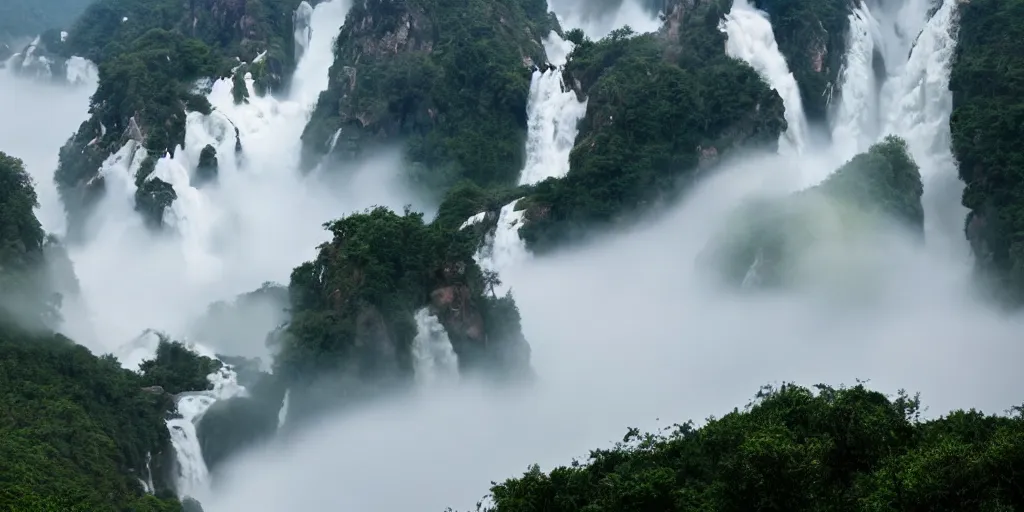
433,180,531,232
702,136,922,287
0,326,183,511
301,0,551,189
752,0,851,122
138,336,222,395
950,0,1024,304
0,152,62,329
0,0,94,39
481,383,1024,512
277,206,479,383
519,14,787,252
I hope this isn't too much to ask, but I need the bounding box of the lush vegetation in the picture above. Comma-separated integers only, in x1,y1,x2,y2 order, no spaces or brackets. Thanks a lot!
300,0,555,190
54,0,311,234
516,6,787,253
139,336,223,395
274,206,530,418
0,151,203,510
752,0,851,123
0,153,65,330
950,0,1024,305
0,327,187,511
476,383,1024,511
701,136,922,287
0,0,94,39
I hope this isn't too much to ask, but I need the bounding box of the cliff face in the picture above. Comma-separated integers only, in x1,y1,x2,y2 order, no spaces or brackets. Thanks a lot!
300,0,554,190
701,136,923,289
950,0,1024,305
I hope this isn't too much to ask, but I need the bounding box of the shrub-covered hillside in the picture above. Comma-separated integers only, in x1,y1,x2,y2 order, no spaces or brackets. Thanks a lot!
476,383,1024,512
0,150,226,510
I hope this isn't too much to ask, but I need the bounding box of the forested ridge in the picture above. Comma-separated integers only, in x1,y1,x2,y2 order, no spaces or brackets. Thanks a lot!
2,0,1024,508
472,384,1024,511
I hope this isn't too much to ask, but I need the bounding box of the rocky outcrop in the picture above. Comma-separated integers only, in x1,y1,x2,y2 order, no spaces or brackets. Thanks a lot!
300,0,554,189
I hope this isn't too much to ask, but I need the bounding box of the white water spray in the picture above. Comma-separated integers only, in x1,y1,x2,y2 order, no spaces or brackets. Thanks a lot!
518,33,588,186
721,0,809,155
411,308,459,385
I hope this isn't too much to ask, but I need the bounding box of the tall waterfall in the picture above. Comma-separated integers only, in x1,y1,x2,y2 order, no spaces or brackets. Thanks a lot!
720,0,809,155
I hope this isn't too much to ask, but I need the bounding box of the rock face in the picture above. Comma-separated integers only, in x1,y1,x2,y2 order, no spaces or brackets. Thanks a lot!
701,136,923,288
751,0,852,123
300,0,553,189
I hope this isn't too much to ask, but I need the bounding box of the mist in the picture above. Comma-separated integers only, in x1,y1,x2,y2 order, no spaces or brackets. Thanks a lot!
3,0,1022,509
196,143,1024,511
549,0,662,39
0,67,93,234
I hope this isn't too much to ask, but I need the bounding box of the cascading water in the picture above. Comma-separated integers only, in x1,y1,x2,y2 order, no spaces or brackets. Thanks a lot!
468,32,588,287
829,0,965,253
65,0,375,352
278,389,291,430
830,3,884,158
720,0,809,155
411,308,459,385
168,361,246,498
518,33,588,186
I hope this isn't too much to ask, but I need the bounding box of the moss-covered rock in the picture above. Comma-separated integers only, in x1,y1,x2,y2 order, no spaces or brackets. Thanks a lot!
701,136,923,288
300,0,554,190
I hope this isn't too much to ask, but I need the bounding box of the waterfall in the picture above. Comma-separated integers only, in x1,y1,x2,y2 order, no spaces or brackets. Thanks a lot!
411,308,459,385
278,389,291,430
518,33,588,186
466,31,588,286
168,361,245,498
829,0,964,253
720,0,809,155
830,3,883,158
